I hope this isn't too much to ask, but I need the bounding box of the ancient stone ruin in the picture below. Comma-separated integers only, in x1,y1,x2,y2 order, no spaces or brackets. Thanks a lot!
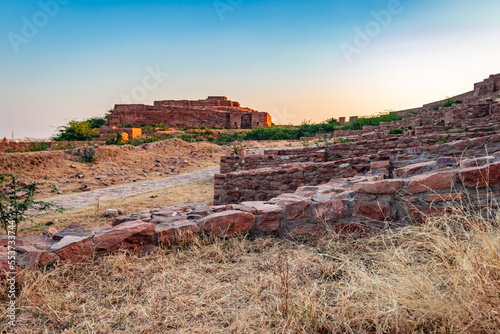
108,96,273,129
2,74,500,272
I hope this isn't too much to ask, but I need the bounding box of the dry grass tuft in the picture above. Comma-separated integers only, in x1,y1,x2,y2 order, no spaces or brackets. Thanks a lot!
2,206,500,333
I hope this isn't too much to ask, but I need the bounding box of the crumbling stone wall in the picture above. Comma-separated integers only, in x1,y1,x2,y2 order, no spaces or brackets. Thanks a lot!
215,132,500,205
220,147,326,173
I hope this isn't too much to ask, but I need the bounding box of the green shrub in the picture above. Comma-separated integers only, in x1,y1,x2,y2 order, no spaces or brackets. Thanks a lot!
389,128,404,135
52,120,99,141
77,147,96,164
214,132,246,145
105,133,123,146
341,112,402,131
0,174,64,235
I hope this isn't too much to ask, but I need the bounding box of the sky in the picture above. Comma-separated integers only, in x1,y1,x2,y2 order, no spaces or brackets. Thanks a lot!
0,0,499,139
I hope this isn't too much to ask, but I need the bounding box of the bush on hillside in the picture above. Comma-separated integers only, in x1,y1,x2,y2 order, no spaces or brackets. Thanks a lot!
341,112,403,131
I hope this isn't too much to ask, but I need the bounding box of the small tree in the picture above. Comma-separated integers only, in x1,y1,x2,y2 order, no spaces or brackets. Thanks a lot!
0,174,64,235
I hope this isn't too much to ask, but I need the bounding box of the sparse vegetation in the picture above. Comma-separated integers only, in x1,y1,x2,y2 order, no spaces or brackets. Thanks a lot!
52,110,112,141
389,128,404,135
432,98,463,110
75,147,96,164
341,111,403,130
0,173,63,235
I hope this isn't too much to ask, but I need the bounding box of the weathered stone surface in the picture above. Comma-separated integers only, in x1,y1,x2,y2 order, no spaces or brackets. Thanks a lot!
395,161,435,177
289,224,325,237
460,156,495,169
460,161,500,188
18,251,59,270
354,200,390,221
370,161,390,169
42,227,58,238
240,202,282,233
200,211,255,236
354,179,403,194
268,195,312,222
52,224,111,241
312,200,349,222
94,221,155,252
105,209,119,217
150,216,185,226
19,235,55,251
407,171,457,194
112,214,150,227
49,236,94,264
156,221,200,245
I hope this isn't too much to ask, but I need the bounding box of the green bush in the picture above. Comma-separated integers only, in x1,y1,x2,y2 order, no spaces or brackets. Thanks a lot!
341,112,402,131
52,110,112,141
389,128,404,135
433,99,463,110
52,120,99,141
77,147,96,164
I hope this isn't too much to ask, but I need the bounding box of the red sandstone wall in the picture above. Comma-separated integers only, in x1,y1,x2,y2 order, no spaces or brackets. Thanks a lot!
215,132,500,205
110,97,271,129
220,148,327,173
214,157,371,205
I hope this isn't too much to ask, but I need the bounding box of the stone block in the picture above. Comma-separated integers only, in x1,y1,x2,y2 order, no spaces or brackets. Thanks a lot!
460,161,500,188
93,221,155,252
200,211,255,236
354,179,403,195
407,171,457,194
354,200,390,222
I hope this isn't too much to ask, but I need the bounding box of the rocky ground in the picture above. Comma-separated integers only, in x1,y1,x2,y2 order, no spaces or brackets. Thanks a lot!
0,138,304,199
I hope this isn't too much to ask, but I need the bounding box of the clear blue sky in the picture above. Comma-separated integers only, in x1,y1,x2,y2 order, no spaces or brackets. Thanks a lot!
1,0,499,138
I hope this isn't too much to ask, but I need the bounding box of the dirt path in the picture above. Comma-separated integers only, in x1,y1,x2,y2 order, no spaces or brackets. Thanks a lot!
43,166,219,209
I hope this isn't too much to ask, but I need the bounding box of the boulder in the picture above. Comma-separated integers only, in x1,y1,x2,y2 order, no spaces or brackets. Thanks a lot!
104,209,119,217
49,236,94,264
19,235,55,251
354,179,403,194
112,214,151,227
395,161,435,177
240,202,282,233
200,211,255,236
267,195,311,223
354,200,390,222
312,200,350,222
407,171,457,194
93,220,155,252
155,221,200,245
18,251,59,270
460,161,500,188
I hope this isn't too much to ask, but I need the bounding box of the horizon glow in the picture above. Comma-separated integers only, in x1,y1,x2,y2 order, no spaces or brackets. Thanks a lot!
0,0,499,138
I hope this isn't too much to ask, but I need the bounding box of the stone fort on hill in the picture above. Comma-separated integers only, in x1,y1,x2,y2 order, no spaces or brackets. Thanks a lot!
108,96,273,129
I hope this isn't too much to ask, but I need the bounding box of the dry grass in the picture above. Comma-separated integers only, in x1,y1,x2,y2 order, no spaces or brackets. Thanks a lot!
2,205,500,333
18,178,214,237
